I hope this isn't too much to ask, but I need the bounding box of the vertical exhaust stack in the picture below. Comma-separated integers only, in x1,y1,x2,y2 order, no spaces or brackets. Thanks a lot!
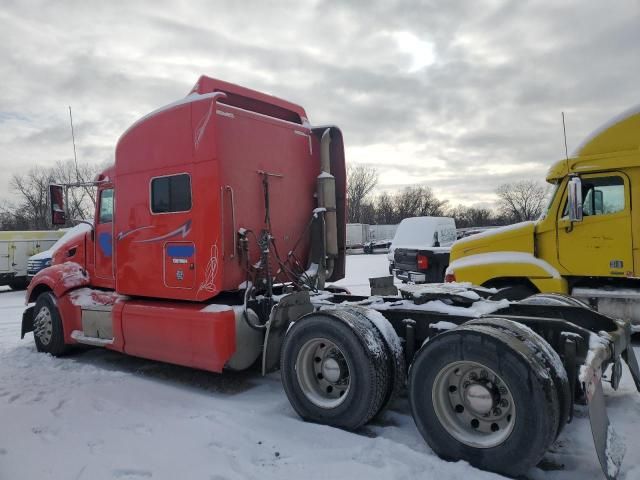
317,128,338,285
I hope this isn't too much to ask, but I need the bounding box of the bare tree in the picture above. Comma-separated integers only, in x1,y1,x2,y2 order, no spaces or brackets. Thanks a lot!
417,186,448,217
53,160,100,219
448,205,498,228
0,200,30,230
347,165,378,223
374,191,395,224
496,180,548,223
6,160,102,230
394,186,447,221
10,168,56,229
394,186,423,220
360,201,377,224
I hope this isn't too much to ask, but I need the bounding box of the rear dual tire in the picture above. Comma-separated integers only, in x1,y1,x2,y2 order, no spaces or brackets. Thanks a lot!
280,308,401,430
464,317,571,439
409,323,561,478
282,310,567,478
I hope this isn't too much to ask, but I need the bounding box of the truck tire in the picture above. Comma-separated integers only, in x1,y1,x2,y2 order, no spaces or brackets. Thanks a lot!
489,284,537,301
354,308,406,419
33,292,69,356
281,310,390,430
9,277,28,290
464,317,571,439
520,293,592,310
409,324,559,478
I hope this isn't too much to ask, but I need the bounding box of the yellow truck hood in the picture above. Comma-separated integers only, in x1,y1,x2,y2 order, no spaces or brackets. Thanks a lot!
451,221,535,260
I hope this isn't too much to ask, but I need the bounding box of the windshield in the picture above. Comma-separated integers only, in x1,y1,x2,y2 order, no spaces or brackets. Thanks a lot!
539,181,560,220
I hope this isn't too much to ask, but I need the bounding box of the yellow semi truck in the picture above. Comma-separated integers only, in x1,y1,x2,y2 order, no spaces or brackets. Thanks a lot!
447,104,640,328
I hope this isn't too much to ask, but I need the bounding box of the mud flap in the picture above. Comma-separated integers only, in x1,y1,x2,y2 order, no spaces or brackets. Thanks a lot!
262,291,314,375
622,346,640,392
586,375,625,479
21,306,34,339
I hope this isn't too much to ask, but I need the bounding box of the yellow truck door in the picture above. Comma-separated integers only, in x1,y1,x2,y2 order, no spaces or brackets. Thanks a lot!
557,172,633,276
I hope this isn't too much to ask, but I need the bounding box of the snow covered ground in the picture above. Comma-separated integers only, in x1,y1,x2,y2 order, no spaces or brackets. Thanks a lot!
1,254,640,479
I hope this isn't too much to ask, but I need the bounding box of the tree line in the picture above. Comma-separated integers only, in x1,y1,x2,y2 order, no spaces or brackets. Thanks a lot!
0,162,548,231
0,161,101,230
347,165,549,227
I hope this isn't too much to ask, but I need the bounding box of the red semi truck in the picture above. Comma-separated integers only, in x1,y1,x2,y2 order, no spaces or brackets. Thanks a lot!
22,76,640,479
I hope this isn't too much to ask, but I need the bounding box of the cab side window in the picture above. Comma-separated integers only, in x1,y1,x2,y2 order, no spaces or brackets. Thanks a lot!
99,189,114,223
581,176,624,216
151,174,192,213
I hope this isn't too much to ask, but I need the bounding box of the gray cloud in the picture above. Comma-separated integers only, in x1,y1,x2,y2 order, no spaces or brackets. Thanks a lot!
1,0,638,208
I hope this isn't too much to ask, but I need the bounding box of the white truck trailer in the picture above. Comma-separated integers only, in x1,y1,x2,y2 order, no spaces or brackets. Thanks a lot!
0,230,64,289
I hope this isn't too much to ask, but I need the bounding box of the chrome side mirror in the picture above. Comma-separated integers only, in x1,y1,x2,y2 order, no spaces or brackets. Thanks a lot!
567,176,583,222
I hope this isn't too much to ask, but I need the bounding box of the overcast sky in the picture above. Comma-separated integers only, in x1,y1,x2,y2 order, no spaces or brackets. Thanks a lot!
1,0,639,209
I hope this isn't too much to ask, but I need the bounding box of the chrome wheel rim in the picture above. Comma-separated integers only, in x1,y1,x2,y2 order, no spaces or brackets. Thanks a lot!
296,338,350,409
33,306,53,346
432,361,515,448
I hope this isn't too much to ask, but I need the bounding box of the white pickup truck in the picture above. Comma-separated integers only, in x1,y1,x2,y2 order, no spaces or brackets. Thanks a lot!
388,216,457,283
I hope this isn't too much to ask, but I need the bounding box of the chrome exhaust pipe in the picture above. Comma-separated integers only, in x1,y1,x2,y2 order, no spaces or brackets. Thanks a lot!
318,128,338,281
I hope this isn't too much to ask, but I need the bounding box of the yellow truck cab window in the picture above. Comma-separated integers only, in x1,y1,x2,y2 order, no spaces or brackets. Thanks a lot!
561,175,625,218
582,176,624,216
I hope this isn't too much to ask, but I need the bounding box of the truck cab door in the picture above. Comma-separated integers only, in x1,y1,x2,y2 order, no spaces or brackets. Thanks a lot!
557,173,632,276
95,188,114,281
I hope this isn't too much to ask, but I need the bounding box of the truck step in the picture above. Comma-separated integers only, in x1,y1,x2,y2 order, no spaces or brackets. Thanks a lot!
71,330,114,347
80,307,114,340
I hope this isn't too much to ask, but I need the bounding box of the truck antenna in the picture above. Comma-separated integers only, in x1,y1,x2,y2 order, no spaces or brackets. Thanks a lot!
562,111,569,161
69,106,80,182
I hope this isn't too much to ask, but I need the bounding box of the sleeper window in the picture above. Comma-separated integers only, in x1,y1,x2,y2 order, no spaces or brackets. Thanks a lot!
151,174,192,213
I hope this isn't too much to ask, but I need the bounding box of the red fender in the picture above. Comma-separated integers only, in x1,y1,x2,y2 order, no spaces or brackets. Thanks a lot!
26,261,91,304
